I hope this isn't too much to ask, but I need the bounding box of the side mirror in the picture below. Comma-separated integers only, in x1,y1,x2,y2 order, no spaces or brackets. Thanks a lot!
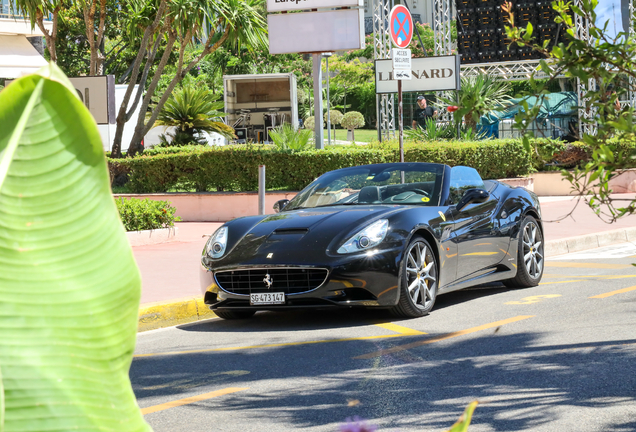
456,188,489,212
273,199,289,213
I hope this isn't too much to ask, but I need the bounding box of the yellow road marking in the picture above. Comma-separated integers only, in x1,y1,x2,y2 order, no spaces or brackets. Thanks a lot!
134,323,420,358
542,274,636,280
141,387,248,415
505,294,561,305
545,262,633,269
539,279,584,285
590,285,636,299
353,315,534,360
374,323,427,335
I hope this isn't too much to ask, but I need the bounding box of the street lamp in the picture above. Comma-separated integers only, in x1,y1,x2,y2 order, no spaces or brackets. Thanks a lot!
323,52,333,146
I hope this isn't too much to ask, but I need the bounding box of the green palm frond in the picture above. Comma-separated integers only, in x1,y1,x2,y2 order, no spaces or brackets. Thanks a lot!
155,83,235,141
438,73,512,129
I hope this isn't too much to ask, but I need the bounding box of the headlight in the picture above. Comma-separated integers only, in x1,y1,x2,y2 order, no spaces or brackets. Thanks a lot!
337,219,389,254
205,226,228,259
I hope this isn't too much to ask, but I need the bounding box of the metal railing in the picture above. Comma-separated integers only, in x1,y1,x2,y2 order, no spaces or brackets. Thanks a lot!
0,0,52,21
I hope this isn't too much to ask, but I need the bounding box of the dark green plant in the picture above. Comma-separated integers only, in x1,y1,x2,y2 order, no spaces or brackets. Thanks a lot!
116,198,181,231
111,0,268,158
268,123,313,152
157,130,208,147
155,83,235,144
107,138,546,192
405,118,456,141
438,74,512,129
458,126,489,141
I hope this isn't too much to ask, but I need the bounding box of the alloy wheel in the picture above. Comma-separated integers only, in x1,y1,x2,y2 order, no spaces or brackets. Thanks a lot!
522,221,543,279
405,241,437,309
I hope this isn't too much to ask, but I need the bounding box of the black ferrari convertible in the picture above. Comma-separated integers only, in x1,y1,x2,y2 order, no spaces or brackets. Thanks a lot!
200,163,544,319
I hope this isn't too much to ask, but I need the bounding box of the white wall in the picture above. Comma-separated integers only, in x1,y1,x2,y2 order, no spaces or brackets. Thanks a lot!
99,84,140,153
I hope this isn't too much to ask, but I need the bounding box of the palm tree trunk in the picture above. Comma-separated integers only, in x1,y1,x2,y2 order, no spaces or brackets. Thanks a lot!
111,0,167,158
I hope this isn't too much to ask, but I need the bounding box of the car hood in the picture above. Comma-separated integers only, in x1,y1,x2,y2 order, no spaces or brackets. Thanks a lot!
222,205,403,265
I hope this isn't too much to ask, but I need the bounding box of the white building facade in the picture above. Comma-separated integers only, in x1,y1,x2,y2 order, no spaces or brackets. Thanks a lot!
0,0,51,78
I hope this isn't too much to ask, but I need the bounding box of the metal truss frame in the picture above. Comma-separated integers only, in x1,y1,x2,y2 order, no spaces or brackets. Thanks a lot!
372,0,619,138
432,0,453,122
373,0,395,141
572,0,595,136
433,0,452,56
460,60,550,81
630,0,636,111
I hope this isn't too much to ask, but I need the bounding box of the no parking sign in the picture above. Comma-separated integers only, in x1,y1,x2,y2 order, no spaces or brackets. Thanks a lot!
389,5,413,48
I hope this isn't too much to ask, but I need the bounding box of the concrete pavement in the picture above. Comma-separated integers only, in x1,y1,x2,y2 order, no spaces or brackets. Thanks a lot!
134,194,636,331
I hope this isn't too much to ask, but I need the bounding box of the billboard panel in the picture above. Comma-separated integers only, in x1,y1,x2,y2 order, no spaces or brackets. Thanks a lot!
267,0,362,12
268,9,364,54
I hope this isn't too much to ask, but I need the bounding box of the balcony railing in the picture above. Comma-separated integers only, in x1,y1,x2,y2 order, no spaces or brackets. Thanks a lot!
0,0,52,21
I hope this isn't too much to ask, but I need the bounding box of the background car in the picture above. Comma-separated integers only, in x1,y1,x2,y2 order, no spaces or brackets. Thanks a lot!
200,162,544,319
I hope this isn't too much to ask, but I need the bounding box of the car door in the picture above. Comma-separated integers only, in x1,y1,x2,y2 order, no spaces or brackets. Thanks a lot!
450,195,503,281
445,167,505,281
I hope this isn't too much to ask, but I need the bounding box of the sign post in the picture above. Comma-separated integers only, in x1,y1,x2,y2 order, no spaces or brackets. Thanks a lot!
389,5,413,164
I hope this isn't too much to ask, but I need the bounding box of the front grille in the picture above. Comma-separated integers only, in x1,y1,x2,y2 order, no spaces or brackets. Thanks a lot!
215,268,329,295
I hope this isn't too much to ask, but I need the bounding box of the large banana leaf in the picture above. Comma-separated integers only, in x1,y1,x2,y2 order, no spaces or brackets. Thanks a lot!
0,64,151,432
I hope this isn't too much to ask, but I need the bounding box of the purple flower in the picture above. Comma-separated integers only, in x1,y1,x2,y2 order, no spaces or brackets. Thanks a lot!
340,416,378,432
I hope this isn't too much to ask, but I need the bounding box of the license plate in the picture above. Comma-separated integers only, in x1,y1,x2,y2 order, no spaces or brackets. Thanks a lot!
250,292,285,305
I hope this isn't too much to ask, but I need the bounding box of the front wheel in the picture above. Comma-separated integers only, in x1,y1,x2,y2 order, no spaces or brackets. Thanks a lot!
503,215,544,288
214,310,256,320
390,236,438,318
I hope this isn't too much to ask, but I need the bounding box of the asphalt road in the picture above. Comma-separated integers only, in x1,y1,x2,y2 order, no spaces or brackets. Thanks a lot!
131,243,636,432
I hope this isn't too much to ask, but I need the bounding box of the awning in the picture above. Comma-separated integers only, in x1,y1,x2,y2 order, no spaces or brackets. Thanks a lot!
0,35,48,78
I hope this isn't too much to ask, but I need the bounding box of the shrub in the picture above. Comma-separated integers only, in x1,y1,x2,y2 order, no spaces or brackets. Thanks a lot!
304,116,316,130
107,139,537,192
341,111,365,130
115,197,181,231
154,82,235,145
324,109,344,126
268,123,313,152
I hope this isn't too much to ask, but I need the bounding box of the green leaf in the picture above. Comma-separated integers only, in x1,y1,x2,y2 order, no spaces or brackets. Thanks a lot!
523,22,534,40
0,63,151,431
446,401,479,432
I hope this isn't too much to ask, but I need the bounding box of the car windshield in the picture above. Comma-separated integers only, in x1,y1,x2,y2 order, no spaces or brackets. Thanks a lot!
285,163,445,210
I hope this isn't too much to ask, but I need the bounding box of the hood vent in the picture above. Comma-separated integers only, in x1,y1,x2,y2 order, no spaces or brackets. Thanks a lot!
273,228,309,235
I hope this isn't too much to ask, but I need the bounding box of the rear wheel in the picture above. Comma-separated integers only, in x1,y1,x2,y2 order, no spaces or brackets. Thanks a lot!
391,236,438,318
503,215,544,288
214,310,256,320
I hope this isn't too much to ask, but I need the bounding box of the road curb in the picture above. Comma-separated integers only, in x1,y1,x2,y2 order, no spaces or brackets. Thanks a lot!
138,297,216,332
544,226,636,257
137,228,636,332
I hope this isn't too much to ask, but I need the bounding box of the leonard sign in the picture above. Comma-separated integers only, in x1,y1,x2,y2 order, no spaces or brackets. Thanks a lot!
375,55,461,94
389,5,413,48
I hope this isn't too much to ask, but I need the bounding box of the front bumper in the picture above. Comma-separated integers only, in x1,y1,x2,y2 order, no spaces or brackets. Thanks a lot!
199,248,403,310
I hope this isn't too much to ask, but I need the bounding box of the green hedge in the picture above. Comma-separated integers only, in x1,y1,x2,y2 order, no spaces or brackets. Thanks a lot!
107,138,636,193
108,139,533,193
529,138,636,171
